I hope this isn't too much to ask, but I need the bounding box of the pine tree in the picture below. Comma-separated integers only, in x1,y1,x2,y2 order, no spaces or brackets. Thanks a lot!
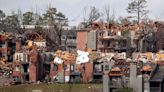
127,0,149,24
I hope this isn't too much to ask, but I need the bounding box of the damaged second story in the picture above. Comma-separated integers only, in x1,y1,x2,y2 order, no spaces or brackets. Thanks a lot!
77,21,164,57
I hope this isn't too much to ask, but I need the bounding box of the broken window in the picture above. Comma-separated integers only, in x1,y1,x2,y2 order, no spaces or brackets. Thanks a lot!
16,55,19,60
0,52,2,57
61,35,66,40
104,65,109,71
72,37,76,39
8,55,13,62
70,64,76,72
107,42,110,47
103,41,110,47
93,62,103,73
22,64,29,73
0,41,5,47
44,64,50,73
53,64,58,71
108,31,111,36
150,82,160,87
44,54,54,62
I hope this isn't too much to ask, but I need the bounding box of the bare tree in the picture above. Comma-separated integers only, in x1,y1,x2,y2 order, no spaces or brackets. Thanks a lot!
0,10,5,24
118,16,131,25
88,6,100,23
159,10,164,19
103,5,116,24
42,7,68,51
127,0,149,24
82,6,100,27
83,6,88,22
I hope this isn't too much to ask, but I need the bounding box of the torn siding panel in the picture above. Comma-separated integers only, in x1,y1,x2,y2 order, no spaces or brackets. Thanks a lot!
87,31,97,50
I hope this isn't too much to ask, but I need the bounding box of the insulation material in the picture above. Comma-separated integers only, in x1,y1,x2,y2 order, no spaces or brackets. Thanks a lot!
145,52,153,61
76,64,81,72
61,53,76,63
76,50,89,64
54,57,63,64
155,53,164,61
27,40,33,48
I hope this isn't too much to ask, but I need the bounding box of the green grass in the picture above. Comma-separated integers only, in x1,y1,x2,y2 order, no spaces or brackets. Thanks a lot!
0,84,102,92
115,87,133,92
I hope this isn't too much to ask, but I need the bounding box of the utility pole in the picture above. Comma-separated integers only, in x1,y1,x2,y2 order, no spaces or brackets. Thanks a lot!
103,59,115,92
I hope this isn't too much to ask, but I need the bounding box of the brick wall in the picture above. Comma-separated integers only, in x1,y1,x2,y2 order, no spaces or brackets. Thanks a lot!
76,31,88,51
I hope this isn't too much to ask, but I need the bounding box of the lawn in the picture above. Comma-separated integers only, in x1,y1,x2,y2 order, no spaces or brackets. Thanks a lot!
0,84,102,92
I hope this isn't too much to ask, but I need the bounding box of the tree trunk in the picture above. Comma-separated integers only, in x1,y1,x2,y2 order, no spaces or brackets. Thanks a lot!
137,0,140,25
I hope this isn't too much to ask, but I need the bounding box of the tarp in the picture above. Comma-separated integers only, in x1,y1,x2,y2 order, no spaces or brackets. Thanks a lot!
76,50,89,64
54,57,63,64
